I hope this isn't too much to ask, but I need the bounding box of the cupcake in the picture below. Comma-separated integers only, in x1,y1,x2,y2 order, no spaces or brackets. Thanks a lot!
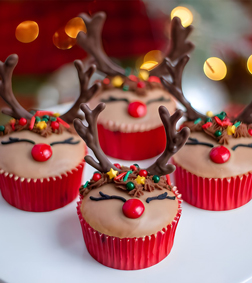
76,12,193,160
161,54,252,211
0,54,100,212
74,102,189,269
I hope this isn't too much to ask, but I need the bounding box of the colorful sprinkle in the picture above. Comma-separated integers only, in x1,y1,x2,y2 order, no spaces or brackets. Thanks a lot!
139,169,148,177
113,163,121,169
125,67,131,77
29,116,35,130
83,181,89,188
43,115,49,120
35,111,54,116
214,130,222,137
36,121,47,130
92,172,102,182
112,76,123,87
106,168,118,179
123,170,133,182
133,163,139,168
202,122,212,129
205,117,212,123
0,125,5,132
137,81,145,88
135,175,145,185
56,117,70,129
214,116,223,126
152,175,160,183
114,172,127,181
194,118,202,124
50,116,57,122
51,121,59,130
130,165,137,171
148,76,161,83
216,112,226,120
234,121,241,128
103,78,110,85
53,113,60,117
227,125,236,135
41,118,49,122
19,118,27,126
128,74,138,82
248,129,252,136
35,116,41,123
206,111,213,117
123,85,129,91
166,175,171,185
126,182,135,191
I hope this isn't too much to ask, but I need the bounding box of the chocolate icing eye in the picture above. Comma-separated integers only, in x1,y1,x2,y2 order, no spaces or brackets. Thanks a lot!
90,191,126,202
185,137,214,148
100,96,129,104
1,137,35,145
50,137,80,146
146,96,171,105
231,143,252,151
146,192,176,203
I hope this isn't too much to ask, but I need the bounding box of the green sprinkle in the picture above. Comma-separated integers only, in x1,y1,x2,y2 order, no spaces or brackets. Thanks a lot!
234,121,241,128
42,118,49,122
125,67,131,77
43,115,49,120
0,125,5,132
126,182,135,191
194,118,202,124
35,117,41,123
214,130,222,137
50,117,57,122
133,164,139,168
123,85,129,91
152,175,160,183
123,170,133,182
94,171,100,174
216,112,226,120
83,181,89,188
205,117,212,123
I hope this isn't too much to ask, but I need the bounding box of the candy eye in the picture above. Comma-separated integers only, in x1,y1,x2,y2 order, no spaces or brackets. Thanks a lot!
209,146,231,164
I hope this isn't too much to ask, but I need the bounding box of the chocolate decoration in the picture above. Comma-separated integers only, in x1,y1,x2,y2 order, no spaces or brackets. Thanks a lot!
186,137,214,148
161,55,207,121
60,62,101,123
146,192,175,203
146,107,190,175
0,54,32,120
1,137,35,145
231,143,252,151
50,137,80,146
150,17,194,77
77,12,125,76
146,96,171,105
73,103,118,172
90,191,126,202
100,96,129,104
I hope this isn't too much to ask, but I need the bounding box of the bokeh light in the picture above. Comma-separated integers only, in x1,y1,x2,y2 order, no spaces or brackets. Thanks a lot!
171,6,193,27
65,17,86,38
247,55,252,74
144,50,162,64
203,57,227,81
15,21,39,43
53,27,76,50
140,61,159,71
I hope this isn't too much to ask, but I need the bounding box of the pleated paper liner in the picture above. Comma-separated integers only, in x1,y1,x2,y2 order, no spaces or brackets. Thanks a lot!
173,160,252,211
0,161,85,212
77,187,182,270
97,124,166,160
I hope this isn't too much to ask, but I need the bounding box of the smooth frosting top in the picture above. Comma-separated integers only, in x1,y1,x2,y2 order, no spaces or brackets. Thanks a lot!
0,130,85,179
88,88,176,132
81,183,178,238
173,131,252,178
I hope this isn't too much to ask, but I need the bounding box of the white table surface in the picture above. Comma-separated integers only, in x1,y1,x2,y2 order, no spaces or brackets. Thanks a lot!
1,103,252,283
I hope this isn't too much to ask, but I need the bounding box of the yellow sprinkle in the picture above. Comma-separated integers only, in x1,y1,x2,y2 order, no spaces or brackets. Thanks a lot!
112,76,124,87
36,121,47,130
53,113,60,117
206,111,214,117
9,119,16,124
106,168,118,179
135,175,145,185
227,125,236,136
138,69,149,81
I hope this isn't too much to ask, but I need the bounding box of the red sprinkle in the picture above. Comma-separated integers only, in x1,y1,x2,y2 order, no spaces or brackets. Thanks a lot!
139,169,148,177
202,122,212,129
114,163,121,169
137,81,145,88
114,172,127,181
29,116,35,130
130,165,137,171
56,117,70,129
148,76,161,83
103,78,110,85
248,129,252,136
35,111,54,116
214,116,223,126
166,175,171,185
51,121,59,130
92,172,102,182
11,122,15,131
222,118,232,126
19,118,27,126
128,75,138,82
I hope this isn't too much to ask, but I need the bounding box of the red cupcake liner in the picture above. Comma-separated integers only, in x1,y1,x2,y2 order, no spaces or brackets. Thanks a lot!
76,187,182,270
0,161,85,212
173,160,252,211
97,124,166,160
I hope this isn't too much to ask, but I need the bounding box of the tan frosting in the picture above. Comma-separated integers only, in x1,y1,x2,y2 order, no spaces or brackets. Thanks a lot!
81,183,178,238
173,131,252,179
0,130,85,179
88,88,176,132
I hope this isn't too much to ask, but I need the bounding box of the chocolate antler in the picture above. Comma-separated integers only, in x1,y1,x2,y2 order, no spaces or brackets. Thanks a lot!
232,101,252,124
161,55,207,121
146,107,189,175
77,12,125,76
150,17,194,76
74,103,118,172
0,54,32,120
60,61,101,123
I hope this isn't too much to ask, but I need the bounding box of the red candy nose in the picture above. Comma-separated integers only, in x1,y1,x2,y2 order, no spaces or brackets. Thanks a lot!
128,101,147,118
209,146,230,164
31,144,52,162
122,199,145,218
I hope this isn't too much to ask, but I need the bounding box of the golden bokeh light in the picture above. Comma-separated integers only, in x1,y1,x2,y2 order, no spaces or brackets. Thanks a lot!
247,55,252,74
15,21,39,43
140,61,159,71
203,57,227,81
138,69,149,80
144,50,163,64
53,27,76,50
171,6,193,27
65,17,87,38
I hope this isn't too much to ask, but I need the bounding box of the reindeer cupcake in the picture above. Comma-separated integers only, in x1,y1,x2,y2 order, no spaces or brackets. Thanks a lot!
160,54,252,211
76,12,193,160
0,54,100,212
74,102,189,269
